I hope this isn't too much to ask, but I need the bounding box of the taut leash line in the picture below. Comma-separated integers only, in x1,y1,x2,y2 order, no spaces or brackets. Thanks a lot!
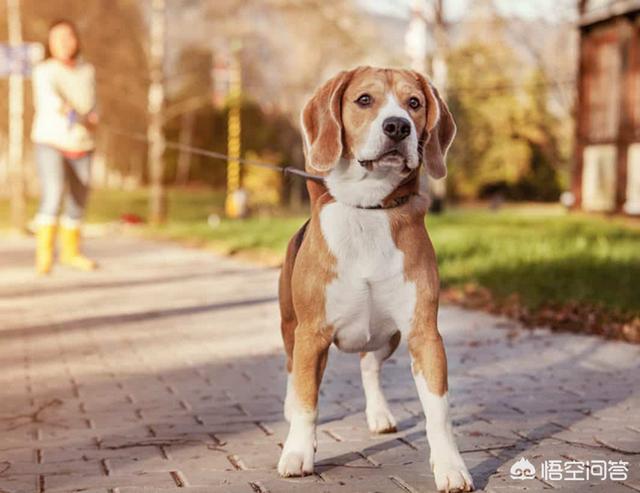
104,125,325,184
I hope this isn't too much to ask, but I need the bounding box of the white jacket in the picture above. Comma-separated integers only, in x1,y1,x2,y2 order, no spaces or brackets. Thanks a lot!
31,58,96,152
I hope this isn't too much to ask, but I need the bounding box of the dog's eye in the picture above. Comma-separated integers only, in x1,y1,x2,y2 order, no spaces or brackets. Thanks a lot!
355,94,372,107
408,97,421,110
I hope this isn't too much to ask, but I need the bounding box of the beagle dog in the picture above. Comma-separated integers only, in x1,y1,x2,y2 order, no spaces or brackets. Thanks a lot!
278,66,473,492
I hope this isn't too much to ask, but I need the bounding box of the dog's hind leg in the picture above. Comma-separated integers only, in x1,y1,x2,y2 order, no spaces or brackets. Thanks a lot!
360,330,401,433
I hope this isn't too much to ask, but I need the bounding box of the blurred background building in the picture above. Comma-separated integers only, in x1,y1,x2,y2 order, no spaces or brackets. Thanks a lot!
574,0,640,213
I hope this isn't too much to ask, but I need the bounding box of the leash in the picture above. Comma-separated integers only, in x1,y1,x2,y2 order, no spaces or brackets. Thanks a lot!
104,125,415,208
104,126,325,184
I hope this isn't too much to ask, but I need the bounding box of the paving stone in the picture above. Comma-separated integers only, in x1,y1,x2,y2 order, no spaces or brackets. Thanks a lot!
0,235,638,492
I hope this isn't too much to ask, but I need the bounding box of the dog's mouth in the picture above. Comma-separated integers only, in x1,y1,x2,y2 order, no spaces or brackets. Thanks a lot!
358,149,409,173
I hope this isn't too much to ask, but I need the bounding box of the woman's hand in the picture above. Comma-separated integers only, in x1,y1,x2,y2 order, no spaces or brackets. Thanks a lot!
85,111,99,131
58,99,98,131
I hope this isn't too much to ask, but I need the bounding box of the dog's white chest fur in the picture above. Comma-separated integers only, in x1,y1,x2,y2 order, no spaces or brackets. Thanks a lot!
319,202,416,352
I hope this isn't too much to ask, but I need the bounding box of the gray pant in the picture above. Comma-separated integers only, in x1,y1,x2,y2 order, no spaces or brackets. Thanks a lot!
35,144,92,226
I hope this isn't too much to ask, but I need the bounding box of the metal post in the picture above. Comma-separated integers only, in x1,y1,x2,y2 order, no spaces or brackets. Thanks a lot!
224,41,243,218
147,0,167,225
7,0,26,232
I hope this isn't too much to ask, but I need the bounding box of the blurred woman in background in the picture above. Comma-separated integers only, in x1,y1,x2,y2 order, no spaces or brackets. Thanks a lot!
32,19,98,275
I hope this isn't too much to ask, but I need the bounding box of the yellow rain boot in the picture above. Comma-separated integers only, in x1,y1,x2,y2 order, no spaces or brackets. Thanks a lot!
36,224,56,275
60,226,97,271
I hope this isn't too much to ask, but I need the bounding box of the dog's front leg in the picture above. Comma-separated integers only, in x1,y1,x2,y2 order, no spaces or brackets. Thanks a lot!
278,328,330,477
409,319,473,492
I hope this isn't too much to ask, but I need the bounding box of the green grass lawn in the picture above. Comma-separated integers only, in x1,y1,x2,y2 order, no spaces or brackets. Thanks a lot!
427,207,640,316
3,188,639,320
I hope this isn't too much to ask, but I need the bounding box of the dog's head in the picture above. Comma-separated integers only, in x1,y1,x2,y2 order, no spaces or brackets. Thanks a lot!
301,66,456,207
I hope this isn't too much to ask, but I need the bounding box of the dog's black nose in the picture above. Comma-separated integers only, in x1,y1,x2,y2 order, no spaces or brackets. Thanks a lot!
382,117,411,142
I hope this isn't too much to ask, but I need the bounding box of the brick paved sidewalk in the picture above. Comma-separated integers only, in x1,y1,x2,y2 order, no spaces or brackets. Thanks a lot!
0,234,638,493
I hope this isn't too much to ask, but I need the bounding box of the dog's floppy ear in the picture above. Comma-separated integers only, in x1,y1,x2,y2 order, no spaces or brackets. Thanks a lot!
415,73,456,179
301,69,355,172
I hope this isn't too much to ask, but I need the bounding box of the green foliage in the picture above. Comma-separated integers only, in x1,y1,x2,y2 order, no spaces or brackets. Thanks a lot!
446,40,568,201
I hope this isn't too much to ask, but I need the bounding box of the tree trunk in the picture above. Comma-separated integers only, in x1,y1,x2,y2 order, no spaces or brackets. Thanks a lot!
147,0,167,224
7,0,26,232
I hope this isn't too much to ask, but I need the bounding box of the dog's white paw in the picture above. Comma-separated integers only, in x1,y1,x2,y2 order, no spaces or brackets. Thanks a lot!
432,459,474,492
277,445,315,477
365,405,397,434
